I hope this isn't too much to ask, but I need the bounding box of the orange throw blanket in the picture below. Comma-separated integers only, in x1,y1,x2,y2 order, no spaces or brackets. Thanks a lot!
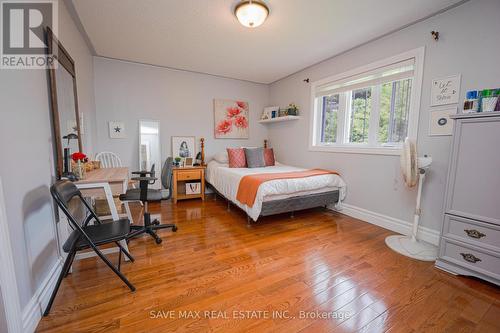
236,169,339,208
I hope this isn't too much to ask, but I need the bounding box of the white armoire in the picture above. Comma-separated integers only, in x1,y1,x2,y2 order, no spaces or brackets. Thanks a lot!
435,112,500,286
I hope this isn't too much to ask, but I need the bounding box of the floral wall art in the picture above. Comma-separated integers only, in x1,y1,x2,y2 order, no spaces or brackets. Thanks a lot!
214,99,249,139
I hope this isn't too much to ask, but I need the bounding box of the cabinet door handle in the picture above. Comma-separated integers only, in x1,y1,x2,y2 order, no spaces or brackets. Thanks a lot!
460,253,482,263
464,229,486,239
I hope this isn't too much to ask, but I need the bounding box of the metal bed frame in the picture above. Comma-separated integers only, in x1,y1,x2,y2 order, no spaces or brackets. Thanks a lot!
207,182,339,224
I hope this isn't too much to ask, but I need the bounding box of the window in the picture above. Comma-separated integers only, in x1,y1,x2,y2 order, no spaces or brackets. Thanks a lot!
310,48,423,155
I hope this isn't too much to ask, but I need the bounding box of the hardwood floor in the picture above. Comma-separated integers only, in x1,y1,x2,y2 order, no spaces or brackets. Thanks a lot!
37,195,500,332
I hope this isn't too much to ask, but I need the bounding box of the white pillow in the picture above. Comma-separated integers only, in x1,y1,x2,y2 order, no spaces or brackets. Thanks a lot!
213,151,228,164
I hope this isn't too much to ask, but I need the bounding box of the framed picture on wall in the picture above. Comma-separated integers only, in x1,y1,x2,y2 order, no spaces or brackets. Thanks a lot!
429,107,456,136
109,121,125,139
172,136,195,159
214,99,249,139
430,75,461,106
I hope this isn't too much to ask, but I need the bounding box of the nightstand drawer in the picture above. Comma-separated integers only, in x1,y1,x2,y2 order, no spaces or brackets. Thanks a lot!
443,214,500,252
177,170,201,181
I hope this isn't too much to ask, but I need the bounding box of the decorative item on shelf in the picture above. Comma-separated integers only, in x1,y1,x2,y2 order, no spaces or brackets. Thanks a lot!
480,88,500,112
261,106,278,121
214,99,249,139
278,108,288,117
71,152,87,180
174,157,182,167
463,90,479,113
462,88,500,113
287,103,299,116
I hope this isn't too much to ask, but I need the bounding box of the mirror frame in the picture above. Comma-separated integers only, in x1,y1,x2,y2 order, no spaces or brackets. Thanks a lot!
46,27,83,179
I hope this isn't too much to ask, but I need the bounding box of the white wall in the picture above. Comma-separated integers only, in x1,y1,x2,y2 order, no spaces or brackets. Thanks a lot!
0,0,96,313
93,57,269,169
268,0,500,232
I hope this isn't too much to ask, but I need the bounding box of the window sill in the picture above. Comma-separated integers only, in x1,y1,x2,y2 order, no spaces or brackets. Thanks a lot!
309,144,401,156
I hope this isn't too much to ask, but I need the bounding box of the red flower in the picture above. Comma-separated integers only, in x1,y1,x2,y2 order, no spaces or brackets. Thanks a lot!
226,106,241,118
234,116,248,129
236,101,247,109
71,152,87,162
216,119,233,134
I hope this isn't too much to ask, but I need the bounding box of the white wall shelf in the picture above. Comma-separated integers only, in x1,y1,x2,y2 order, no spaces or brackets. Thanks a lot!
258,115,300,124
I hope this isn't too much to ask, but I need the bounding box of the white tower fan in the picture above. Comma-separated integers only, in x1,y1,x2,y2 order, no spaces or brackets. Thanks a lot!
385,138,438,261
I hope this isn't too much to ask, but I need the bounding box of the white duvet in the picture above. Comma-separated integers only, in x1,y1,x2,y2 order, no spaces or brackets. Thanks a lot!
206,160,346,221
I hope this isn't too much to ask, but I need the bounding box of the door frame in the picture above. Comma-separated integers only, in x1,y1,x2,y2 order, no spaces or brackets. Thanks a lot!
0,177,23,333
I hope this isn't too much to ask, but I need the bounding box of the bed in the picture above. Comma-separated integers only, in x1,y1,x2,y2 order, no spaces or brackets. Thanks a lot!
206,160,347,223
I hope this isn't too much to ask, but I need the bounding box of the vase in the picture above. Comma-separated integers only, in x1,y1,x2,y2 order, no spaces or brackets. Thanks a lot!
74,160,86,179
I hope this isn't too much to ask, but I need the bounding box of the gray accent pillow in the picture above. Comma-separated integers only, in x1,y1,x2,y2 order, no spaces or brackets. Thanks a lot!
244,148,265,168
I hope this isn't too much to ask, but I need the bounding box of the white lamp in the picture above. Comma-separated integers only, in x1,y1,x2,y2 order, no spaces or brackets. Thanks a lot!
235,0,269,28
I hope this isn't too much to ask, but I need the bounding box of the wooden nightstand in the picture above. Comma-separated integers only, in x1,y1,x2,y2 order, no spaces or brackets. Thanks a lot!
172,166,206,204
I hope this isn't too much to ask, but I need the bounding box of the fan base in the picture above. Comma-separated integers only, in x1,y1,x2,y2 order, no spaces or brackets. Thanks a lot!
385,235,437,261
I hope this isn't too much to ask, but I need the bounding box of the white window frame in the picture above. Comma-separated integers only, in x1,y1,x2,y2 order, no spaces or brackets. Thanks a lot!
309,47,425,155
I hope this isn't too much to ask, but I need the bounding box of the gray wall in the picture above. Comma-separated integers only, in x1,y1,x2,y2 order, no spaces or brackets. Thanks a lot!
0,0,96,309
268,0,500,231
93,57,270,169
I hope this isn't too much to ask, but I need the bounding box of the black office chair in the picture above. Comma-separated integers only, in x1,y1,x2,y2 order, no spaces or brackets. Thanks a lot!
44,180,135,316
120,158,177,244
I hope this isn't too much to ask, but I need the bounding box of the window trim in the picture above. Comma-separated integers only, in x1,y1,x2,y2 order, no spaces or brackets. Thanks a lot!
309,47,425,156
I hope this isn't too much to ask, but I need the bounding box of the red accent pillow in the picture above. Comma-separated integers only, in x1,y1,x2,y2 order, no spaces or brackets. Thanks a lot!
264,148,275,166
227,148,247,168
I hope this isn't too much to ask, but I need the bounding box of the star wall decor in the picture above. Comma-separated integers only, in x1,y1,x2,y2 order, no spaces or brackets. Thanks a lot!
109,121,126,139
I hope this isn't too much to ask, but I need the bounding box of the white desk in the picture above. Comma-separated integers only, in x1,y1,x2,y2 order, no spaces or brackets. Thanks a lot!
57,167,133,262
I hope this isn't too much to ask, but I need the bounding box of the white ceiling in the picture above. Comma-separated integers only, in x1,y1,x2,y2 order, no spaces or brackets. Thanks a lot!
72,0,463,84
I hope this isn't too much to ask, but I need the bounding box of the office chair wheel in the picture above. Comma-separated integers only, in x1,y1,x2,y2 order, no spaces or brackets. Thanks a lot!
172,226,178,232
155,238,162,244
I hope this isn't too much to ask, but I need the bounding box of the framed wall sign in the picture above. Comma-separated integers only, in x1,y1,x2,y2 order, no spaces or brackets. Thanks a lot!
429,107,456,136
430,75,461,106
109,121,126,139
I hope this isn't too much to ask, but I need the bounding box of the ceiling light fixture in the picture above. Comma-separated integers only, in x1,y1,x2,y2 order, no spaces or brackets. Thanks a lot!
234,0,269,28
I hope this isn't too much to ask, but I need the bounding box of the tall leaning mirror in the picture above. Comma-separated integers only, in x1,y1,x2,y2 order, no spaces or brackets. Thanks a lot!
46,27,83,180
139,120,161,189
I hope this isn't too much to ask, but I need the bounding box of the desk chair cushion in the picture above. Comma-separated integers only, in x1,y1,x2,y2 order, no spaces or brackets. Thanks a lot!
63,218,130,252
119,188,163,202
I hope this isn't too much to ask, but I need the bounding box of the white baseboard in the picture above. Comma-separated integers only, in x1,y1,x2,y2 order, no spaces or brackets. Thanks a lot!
22,257,63,333
333,203,440,246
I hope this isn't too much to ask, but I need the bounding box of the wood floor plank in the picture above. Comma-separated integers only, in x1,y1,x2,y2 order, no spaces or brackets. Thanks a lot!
36,196,500,333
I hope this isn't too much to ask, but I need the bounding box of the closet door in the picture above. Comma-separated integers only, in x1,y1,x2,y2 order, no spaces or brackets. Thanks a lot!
445,116,500,225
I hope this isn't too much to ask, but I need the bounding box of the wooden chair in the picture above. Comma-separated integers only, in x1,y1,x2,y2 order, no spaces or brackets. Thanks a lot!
95,151,123,168
95,151,142,209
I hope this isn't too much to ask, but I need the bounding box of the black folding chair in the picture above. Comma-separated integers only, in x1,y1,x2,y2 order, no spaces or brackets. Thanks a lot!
44,180,136,316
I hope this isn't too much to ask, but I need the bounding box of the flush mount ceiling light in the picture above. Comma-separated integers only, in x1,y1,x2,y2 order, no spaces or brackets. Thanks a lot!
234,0,269,28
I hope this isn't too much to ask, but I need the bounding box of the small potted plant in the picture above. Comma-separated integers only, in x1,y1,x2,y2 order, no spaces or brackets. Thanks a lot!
174,157,182,167
71,152,87,179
